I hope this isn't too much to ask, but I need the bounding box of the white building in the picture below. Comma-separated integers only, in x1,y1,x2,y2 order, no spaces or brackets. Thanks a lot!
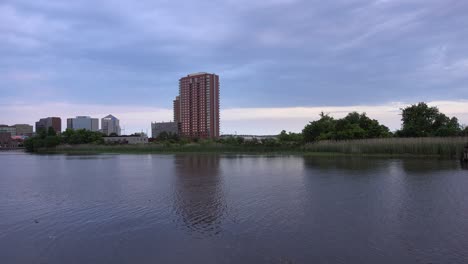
67,116,99,131
101,114,121,136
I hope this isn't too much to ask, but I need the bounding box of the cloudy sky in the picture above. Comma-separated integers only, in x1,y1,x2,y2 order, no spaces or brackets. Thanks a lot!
1,0,468,134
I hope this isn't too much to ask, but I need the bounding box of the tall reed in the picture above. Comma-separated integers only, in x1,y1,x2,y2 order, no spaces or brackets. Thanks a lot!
303,137,468,158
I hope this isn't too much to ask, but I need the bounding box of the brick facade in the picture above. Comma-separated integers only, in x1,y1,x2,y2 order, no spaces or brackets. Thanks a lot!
178,73,220,139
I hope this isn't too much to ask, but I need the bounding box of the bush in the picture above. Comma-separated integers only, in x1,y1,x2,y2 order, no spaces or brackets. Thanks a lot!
303,112,391,142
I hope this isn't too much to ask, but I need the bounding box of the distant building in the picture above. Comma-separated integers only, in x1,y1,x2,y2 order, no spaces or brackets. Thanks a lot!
221,134,278,141
35,117,61,134
0,124,34,137
178,72,220,139
67,116,99,131
101,114,121,136
173,96,181,123
151,122,179,138
0,125,16,136
14,124,33,137
0,132,13,148
103,134,148,145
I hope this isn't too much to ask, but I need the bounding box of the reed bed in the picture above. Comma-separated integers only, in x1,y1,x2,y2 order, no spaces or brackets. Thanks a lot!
304,137,468,158
49,137,468,159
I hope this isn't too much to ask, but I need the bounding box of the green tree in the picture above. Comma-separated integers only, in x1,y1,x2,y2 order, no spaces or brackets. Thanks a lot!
461,126,468,136
44,135,61,148
24,128,60,152
303,112,391,142
47,127,57,136
61,129,104,145
398,102,461,137
342,112,391,138
278,130,303,143
157,131,169,141
303,112,336,142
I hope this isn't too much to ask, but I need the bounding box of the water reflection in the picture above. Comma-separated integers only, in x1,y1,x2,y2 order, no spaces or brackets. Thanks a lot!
172,155,225,237
400,158,460,173
460,160,468,170
303,155,388,173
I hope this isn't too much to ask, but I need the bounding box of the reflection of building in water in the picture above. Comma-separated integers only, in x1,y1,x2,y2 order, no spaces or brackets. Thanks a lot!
172,155,225,236
461,160,468,170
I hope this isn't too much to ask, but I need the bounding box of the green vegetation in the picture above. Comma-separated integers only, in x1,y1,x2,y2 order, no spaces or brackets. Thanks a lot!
304,137,467,158
278,130,303,144
463,126,468,136
155,131,180,142
396,102,462,137
24,127,61,152
61,129,104,145
303,112,391,142
24,128,104,152
44,137,467,159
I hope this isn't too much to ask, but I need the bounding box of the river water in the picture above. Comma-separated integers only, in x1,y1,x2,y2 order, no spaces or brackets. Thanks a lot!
1,151,467,263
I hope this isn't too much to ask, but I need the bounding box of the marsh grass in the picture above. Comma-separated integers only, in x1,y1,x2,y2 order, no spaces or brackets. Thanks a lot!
304,137,468,158
47,137,468,158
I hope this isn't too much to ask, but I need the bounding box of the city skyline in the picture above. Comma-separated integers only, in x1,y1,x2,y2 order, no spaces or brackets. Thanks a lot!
2,99,468,135
1,0,468,134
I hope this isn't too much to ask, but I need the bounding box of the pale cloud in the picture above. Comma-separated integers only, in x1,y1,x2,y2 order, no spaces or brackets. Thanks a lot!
0,4,69,40
0,0,467,113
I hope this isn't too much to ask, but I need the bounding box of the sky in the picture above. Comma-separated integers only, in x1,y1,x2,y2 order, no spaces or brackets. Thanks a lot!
1,0,468,134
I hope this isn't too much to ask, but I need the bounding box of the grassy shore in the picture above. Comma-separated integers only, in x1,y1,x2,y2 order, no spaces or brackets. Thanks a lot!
40,137,468,159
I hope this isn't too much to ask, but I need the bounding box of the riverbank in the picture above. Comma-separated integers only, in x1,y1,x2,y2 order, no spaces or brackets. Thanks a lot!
36,137,468,159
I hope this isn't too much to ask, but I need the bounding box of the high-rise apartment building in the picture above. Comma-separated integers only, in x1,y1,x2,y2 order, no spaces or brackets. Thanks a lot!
178,72,220,138
101,115,121,136
35,117,61,134
67,116,99,131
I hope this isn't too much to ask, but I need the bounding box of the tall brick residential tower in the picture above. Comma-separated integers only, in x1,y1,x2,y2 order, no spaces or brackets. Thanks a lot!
178,72,220,138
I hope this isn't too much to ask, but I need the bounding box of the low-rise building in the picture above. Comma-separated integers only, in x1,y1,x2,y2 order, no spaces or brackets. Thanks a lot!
0,124,34,137
103,134,149,145
14,124,33,137
0,132,13,148
151,121,179,138
0,125,16,136
36,117,61,134
67,116,99,131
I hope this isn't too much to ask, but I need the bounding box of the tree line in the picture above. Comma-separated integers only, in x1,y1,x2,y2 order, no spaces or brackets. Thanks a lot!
279,102,467,144
24,128,105,152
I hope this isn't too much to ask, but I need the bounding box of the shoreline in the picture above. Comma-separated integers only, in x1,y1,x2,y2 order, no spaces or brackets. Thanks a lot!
26,136,467,159
33,146,454,159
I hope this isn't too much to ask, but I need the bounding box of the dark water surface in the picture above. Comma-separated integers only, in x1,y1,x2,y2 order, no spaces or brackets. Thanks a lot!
1,152,468,264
